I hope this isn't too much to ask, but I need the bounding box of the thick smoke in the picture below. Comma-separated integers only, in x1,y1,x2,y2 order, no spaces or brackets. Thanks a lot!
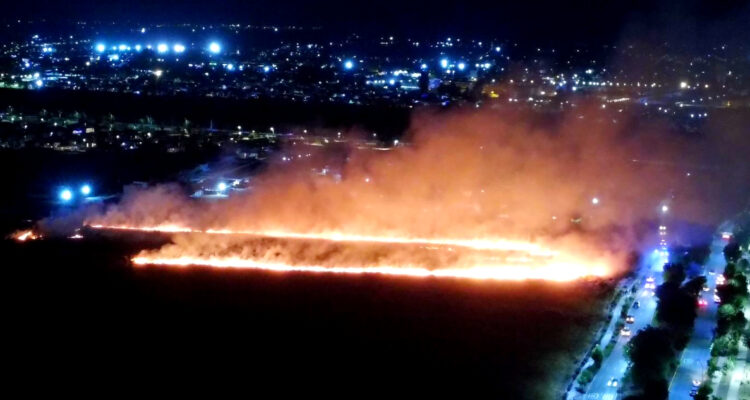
86,104,749,274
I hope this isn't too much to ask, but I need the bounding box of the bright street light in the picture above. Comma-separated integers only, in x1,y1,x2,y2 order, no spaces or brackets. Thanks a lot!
59,189,73,202
80,184,91,196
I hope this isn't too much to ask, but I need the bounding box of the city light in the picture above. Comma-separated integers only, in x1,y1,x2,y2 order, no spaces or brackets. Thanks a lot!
216,182,228,192
134,44,142,51
226,63,235,71
208,42,221,54
457,62,466,71
59,188,73,202
118,44,128,51
95,43,106,53
156,43,169,54
153,69,163,78
173,44,186,53
440,58,449,68
420,63,428,70
80,184,91,196
262,65,270,73
592,197,599,205
661,205,669,213
35,79,43,87
680,81,688,89
343,60,354,70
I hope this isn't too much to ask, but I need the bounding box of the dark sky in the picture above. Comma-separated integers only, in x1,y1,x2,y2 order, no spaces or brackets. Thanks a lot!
7,0,750,44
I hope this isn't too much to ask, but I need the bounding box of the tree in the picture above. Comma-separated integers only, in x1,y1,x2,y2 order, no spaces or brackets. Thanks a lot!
724,242,741,263
682,276,708,297
591,345,604,368
693,382,713,400
626,327,674,399
663,263,686,285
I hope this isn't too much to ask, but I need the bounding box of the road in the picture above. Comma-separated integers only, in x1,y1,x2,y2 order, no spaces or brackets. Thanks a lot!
581,250,664,400
668,240,724,399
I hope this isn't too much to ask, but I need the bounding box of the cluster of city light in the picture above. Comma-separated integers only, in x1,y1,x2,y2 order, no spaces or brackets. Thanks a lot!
94,41,222,55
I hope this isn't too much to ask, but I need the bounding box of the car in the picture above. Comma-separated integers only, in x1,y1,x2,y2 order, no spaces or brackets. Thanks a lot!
632,301,640,309
717,275,726,285
646,276,655,283
645,282,656,290
692,379,702,387
690,387,698,396
714,294,721,304
698,298,708,307
626,315,635,324
620,327,631,336
607,377,619,387
702,284,710,292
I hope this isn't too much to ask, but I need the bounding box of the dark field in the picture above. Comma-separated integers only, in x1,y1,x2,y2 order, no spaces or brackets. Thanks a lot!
3,235,614,398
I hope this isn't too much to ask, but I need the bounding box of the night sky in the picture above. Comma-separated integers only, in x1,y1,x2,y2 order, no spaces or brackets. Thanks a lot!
6,0,750,45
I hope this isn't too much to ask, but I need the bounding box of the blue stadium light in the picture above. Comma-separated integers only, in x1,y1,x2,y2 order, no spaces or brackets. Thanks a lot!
343,60,354,70
173,44,186,53
118,44,127,51
95,43,106,53
80,184,91,196
208,42,221,54
134,44,142,51
59,188,73,202
216,182,228,192
440,58,449,69
156,43,169,54
457,62,466,71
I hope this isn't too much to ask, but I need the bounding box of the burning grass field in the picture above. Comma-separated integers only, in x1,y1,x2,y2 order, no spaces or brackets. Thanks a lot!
4,233,614,398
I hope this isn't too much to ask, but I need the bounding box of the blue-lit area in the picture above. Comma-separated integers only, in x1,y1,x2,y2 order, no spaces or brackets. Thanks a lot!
343,60,354,70
216,182,228,192
95,43,106,52
59,188,73,202
156,43,169,54
208,42,221,54
440,58,449,69
80,184,92,196
457,62,466,71
173,43,186,53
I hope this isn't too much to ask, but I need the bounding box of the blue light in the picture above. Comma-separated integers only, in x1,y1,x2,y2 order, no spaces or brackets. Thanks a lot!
173,44,186,53
118,44,127,51
495,46,501,52
389,79,396,85
457,62,466,71
95,43,106,53
208,42,221,54
134,44,142,51
343,60,354,70
35,79,43,87
226,63,234,71
420,63,428,70
156,43,169,54
59,189,73,202
440,58,449,69
80,184,91,196
216,182,228,192
262,65,270,73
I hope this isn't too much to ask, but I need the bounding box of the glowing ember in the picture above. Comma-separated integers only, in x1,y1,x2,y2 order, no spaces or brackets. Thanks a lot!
132,256,607,282
89,224,609,281
13,230,40,242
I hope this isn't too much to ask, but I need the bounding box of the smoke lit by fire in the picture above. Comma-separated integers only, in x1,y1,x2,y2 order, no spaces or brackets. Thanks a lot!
60,107,749,281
